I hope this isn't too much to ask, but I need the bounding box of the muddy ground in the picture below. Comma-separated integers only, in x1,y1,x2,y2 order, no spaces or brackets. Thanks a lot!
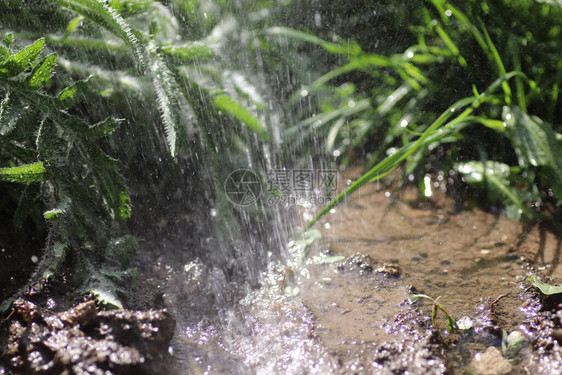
3,172,562,374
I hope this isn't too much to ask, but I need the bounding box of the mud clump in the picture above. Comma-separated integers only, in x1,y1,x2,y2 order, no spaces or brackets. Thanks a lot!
338,252,377,275
374,263,401,278
1,298,175,375
338,252,400,277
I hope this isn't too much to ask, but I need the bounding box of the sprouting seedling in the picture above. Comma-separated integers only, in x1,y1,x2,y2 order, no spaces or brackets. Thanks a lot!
409,294,459,333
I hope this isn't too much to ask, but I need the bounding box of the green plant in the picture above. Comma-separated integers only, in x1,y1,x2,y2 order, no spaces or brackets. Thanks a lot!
0,0,282,307
529,275,562,296
409,293,459,333
272,0,562,227
0,33,131,308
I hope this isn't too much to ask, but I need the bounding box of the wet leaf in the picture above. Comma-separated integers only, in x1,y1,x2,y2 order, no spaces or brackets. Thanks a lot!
504,106,562,198
267,27,363,57
2,32,14,47
0,45,11,62
0,161,46,183
54,0,143,63
431,303,437,325
85,117,122,137
0,93,22,136
529,275,562,295
57,79,89,109
213,94,269,140
0,38,45,78
162,42,215,61
456,160,510,184
455,160,535,219
118,189,131,219
63,16,84,39
27,53,57,89
445,313,459,333
44,208,64,220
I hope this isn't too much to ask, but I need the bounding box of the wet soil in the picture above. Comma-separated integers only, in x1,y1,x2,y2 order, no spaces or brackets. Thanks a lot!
4,172,562,374
155,173,562,374
0,282,175,375
294,175,562,374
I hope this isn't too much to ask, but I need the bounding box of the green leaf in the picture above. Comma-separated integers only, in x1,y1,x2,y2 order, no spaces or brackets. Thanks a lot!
529,275,562,296
267,27,363,56
2,32,14,47
456,160,534,219
0,162,46,183
118,189,131,218
213,94,269,139
0,38,45,78
57,79,89,109
446,314,459,333
53,0,143,64
147,47,191,156
27,53,57,89
44,208,65,220
455,160,510,184
504,106,562,198
162,42,215,61
63,16,84,39
85,117,122,137
0,45,11,62
456,160,510,184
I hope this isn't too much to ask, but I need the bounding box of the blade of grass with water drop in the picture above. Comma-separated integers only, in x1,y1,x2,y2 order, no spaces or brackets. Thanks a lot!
213,94,269,140
266,27,363,57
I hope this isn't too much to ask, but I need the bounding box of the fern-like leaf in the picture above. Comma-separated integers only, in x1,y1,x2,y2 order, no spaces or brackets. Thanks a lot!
50,0,144,64
148,45,190,156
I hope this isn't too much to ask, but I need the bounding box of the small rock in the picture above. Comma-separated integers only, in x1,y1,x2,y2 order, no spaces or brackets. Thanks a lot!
470,346,512,375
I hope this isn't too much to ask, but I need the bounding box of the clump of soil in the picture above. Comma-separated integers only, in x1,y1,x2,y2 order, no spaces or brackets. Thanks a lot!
0,291,175,375
338,252,401,277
